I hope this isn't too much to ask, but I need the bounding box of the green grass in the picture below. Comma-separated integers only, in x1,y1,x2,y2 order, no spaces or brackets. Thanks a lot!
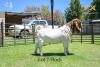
0,42,100,67
4,37,34,46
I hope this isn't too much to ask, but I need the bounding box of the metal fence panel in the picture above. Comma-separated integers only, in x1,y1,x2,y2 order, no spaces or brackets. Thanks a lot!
0,22,4,47
1,22,35,46
0,22,100,47
72,23,100,44
0,23,1,46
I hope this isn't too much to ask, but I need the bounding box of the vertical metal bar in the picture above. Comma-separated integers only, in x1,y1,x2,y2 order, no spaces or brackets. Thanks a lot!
14,22,16,45
91,22,94,44
71,35,73,43
81,23,82,43
32,24,35,44
24,23,26,44
51,0,54,29
0,22,1,47
1,21,4,47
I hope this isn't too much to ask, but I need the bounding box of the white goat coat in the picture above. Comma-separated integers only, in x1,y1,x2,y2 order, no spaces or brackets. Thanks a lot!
35,25,72,56
37,25,72,44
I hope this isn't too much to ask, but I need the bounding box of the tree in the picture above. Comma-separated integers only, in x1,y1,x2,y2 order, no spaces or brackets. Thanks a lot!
54,10,63,24
65,8,72,22
24,6,40,13
24,5,51,20
65,0,83,22
83,6,91,20
90,0,100,19
23,5,63,24
40,5,51,21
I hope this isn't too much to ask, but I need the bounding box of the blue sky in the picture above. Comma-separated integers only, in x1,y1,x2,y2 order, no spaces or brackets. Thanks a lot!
0,0,93,13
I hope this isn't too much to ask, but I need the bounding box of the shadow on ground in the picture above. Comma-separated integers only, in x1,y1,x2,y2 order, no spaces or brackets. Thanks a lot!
31,53,74,56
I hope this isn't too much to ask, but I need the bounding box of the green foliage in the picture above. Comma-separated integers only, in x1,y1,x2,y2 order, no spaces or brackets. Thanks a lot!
89,0,100,19
65,8,72,22
65,0,84,22
54,10,63,24
24,6,40,13
40,5,51,20
24,5,63,24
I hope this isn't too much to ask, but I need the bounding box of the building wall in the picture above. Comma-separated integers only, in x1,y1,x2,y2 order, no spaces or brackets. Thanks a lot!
93,22,100,34
82,22,100,34
5,15,23,34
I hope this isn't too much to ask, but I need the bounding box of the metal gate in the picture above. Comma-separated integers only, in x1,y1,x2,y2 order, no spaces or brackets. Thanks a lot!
0,21,35,47
72,23,100,44
0,22,4,47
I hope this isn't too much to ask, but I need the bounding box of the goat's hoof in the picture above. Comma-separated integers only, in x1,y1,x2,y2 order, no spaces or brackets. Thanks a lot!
64,52,70,56
34,51,38,54
67,52,70,55
40,54,43,56
64,53,68,56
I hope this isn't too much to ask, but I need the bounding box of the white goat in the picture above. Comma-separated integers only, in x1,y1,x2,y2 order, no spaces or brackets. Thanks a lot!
34,19,81,56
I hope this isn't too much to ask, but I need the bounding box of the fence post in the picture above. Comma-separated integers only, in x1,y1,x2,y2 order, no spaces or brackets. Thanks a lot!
14,22,16,45
81,29,82,43
1,21,4,47
91,22,94,44
24,22,26,44
0,23,2,47
81,24,82,43
71,35,73,43
32,24,35,44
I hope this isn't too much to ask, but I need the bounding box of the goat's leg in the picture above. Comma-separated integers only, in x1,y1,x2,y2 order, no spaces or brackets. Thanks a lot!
63,41,69,56
34,42,39,54
64,46,68,56
66,44,70,55
39,39,44,56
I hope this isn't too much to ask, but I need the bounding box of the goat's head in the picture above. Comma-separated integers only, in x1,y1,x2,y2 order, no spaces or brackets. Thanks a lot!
71,18,82,33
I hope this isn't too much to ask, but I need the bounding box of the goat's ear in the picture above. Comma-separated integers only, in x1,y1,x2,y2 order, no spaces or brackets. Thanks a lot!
74,21,78,26
72,19,80,24
72,20,78,25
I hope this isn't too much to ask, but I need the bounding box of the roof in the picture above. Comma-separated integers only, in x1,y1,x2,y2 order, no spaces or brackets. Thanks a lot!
0,11,5,18
85,19,100,23
92,19,100,22
5,12,40,16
